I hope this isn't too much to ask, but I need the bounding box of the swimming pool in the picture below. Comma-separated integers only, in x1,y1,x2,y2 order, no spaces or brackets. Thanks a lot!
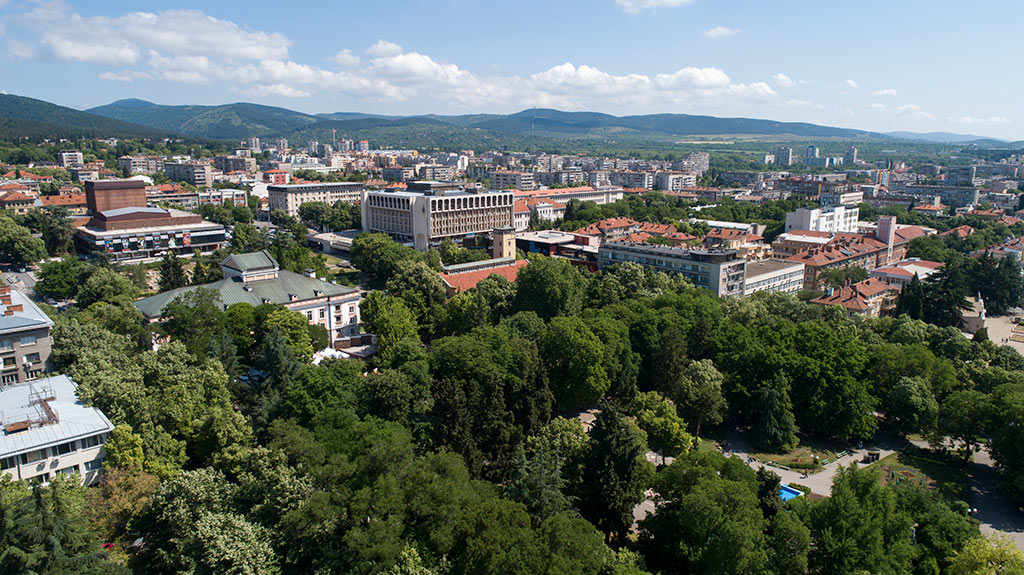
780,484,804,501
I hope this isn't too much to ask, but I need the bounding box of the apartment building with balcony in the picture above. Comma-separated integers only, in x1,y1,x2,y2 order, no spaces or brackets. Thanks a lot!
0,286,52,385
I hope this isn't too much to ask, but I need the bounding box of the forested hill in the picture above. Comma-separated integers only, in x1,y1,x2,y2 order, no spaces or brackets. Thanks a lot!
0,94,170,140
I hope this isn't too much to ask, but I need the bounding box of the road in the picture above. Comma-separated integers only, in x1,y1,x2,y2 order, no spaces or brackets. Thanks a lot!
969,449,1024,549
2,270,36,294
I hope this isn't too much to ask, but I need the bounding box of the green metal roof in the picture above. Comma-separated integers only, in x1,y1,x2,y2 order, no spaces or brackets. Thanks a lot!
221,250,277,273
133,269,358,319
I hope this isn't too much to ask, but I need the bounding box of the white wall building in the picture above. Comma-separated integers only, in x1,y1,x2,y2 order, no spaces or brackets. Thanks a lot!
785,206,859,234
0,375,114,486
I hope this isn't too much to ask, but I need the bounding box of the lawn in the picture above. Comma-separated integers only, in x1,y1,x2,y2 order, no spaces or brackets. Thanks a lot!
749,445,839,472
870,450,971,504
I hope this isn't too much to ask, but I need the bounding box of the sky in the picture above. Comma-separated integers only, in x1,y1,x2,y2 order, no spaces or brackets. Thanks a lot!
0,0,1020,139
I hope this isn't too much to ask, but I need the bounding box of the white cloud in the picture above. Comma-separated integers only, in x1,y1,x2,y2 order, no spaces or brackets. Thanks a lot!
947,115,1011,126
241,83,311,99
872,88,897,97
331,49,360,67
366,40,403,58
9,4,289,64
614,0,693,13
772,73,795,88
98,70,150,82
895,104,935,121
785,99,824,110
704,26,739,39
845,79,858,89
870,103,886,111
840,108,855,117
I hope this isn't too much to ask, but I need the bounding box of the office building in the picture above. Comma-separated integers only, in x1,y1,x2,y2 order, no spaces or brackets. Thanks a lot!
0,286,53,385
57,150,84,168
362,182,514,250
743,260,806,296
598,242,746,297
134,251,362,346
785,206,859,234
0,374,114,486
490,170,536,191
163,162,214,187
945,165,977,187
267,182,367,217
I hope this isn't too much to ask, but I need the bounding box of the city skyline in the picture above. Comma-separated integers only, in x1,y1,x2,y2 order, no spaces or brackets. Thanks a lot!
0,0,1020,139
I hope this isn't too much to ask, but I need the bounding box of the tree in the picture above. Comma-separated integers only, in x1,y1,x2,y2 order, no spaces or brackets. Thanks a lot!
948,535,1024,575
361,291,419,360
40,207,74,256
161,287,225,357
631,391,694,460
35,256,90,300
752,373,799,453
539,316,610,409
578,407,648,543
0,215,46,265
819,266,870,290
939,390,989,462
887,376,939,437
157,251,187,292
513,256,588,319
76,267,138,307
263,309,314,362
896,274,926,320
505,443,573,525
676,359,727,437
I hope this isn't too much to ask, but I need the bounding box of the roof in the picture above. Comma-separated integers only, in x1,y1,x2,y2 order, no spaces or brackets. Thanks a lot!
0,375,114,458
786,236,887,267
0,287,54,335
100,206,168,218
0,191,34,204
0,183,30,191
811,277,899,311
440,259,528,294
638,222,677,235
573,217,640,236
911,204,945,212
939,225,974,238
707,228,763,242
40,193,86,207
611,232,652,243
514,186,597,198
871,259,943,279
221,250,277,273
133,269,358,319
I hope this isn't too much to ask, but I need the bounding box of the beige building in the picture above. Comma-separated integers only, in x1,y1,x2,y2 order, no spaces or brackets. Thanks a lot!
491,170,536,191
267,182,367,217
361,182,514,250
0,286,53,385
163,161,213,187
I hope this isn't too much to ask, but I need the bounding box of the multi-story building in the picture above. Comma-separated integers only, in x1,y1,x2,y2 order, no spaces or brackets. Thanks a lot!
743,260,806,296
869,258,943,288
515,185,624,206
163,161,214,187
945,165,977,187
0,191,35,215
248,137,261,152
843,147,858,165
382,167,415,182
198,188,247,207
214,156,257,174
535,169,586,187
117,155,164,175
770,230,833,258
135,251,362,346
806,146,820,159
598,242,746,297
655,171,696,192
902,184,979,208
0,374,114,486
810,277,900,318
513,197,566,231
820,189,863,207
39,192,88,215
490,170,536,191
57,150,84,168
362,182,514,250
785,206,859,234
609,171,655,189
267,182,367,217
775,146,794,167
0,285,53,385
262,169,290,185
418,164,456,181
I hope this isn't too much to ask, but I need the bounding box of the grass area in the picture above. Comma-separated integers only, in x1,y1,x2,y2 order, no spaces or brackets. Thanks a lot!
749,445,838,472
871,450,971,504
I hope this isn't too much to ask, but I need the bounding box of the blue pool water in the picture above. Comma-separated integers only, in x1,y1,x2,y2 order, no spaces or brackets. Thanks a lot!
780,484,803,501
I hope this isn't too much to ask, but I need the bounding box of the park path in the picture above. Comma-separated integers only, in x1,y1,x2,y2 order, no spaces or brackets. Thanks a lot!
968,449,1024,550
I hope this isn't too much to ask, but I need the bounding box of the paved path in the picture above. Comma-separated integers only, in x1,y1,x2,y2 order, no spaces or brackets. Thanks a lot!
969,449,1024,550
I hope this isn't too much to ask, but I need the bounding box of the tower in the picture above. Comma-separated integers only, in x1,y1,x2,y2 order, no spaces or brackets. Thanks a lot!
877,215,896,265
492,226,516,259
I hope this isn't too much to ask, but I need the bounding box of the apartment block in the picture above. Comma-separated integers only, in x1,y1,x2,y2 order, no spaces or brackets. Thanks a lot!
214,155,258,174
0,286,53,385
743,260,806,296
57,150,84,168
598,242,746,297
163,162,214,187
490,170,536,191
117,155,164,174
784,206,860,234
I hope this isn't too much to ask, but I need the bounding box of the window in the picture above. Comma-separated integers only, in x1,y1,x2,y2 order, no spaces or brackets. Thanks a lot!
58,466,78,476
20,449,47,465
19,335,36,346
2,357,14,367
55,441,75,456
84,459,103,471
81,435,101,449
306,311,313,320
0,340,11,351
25,353,40,364
319,308,325,319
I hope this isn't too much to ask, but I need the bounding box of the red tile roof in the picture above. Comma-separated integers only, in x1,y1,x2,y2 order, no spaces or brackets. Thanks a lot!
706,227,763,242
40,193,87,207
811,277,898,311
514,199,530,214
786,237,886,267
939,225,973,238
573,217,640,236
911,204,945,212
611,232,652,243
440,260,529,294
638,221,677,235
514,186,596,198
0,191,35,203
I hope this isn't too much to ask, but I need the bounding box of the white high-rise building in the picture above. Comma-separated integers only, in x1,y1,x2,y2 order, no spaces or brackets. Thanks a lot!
784,206,859,234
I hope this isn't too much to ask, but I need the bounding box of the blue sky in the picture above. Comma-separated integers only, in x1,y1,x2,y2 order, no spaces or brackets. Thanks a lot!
0,0,1020,139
